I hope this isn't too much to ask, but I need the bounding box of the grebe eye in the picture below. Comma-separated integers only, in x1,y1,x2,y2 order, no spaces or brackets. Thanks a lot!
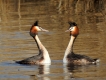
69,27,74,31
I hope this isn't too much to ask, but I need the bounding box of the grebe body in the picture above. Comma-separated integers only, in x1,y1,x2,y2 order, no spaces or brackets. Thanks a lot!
16,21,51,65
63,22,99,65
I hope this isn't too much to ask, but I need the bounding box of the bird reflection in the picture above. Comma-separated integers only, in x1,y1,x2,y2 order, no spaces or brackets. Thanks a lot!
30,64,50,80
63,63,79,79
37,64,50,80
63,63,99,80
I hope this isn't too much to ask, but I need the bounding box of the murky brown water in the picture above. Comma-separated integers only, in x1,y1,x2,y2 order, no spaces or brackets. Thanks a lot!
0,0,106,80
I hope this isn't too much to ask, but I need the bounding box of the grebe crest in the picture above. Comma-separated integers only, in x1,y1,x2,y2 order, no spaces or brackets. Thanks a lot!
67,22,79,37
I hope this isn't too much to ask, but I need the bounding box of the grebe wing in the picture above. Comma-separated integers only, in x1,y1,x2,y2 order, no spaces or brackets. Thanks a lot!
16,54,43,64
67,52,94,62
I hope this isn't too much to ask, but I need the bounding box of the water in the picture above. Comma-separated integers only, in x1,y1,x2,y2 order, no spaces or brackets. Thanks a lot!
0,0,106,80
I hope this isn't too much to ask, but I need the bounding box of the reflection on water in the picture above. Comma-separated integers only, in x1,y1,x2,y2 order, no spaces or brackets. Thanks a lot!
63,63,101,80
37,64,50,80
63,64,73,79
0,0,106,80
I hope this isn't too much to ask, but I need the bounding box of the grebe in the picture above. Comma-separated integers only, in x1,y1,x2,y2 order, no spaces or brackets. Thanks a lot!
63,22,99,65
16,21,51,65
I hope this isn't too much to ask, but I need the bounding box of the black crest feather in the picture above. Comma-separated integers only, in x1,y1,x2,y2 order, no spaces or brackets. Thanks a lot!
68,21,77,27
34,21,38,26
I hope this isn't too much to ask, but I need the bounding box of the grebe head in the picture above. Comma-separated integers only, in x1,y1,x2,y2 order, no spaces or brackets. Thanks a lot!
30,21,49,37
66,22,79,37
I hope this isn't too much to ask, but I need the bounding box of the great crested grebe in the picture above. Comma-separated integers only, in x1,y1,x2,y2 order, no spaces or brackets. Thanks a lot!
16,21,51,65
63,22,99,65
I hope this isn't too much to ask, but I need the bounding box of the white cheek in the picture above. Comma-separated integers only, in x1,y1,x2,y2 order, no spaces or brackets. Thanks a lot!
69,27,75,31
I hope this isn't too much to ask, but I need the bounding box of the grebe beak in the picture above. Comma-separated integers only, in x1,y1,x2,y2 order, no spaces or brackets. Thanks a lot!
39,27,49,32
65,27,74,32
65,29,70,32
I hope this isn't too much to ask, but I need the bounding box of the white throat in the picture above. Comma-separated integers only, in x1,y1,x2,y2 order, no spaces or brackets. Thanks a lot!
63,36,75,63
35,35,51,64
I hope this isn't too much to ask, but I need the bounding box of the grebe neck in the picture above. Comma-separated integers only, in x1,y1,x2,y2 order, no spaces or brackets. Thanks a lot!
34,35,45,53
34,35,51,63
63,35,76,63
